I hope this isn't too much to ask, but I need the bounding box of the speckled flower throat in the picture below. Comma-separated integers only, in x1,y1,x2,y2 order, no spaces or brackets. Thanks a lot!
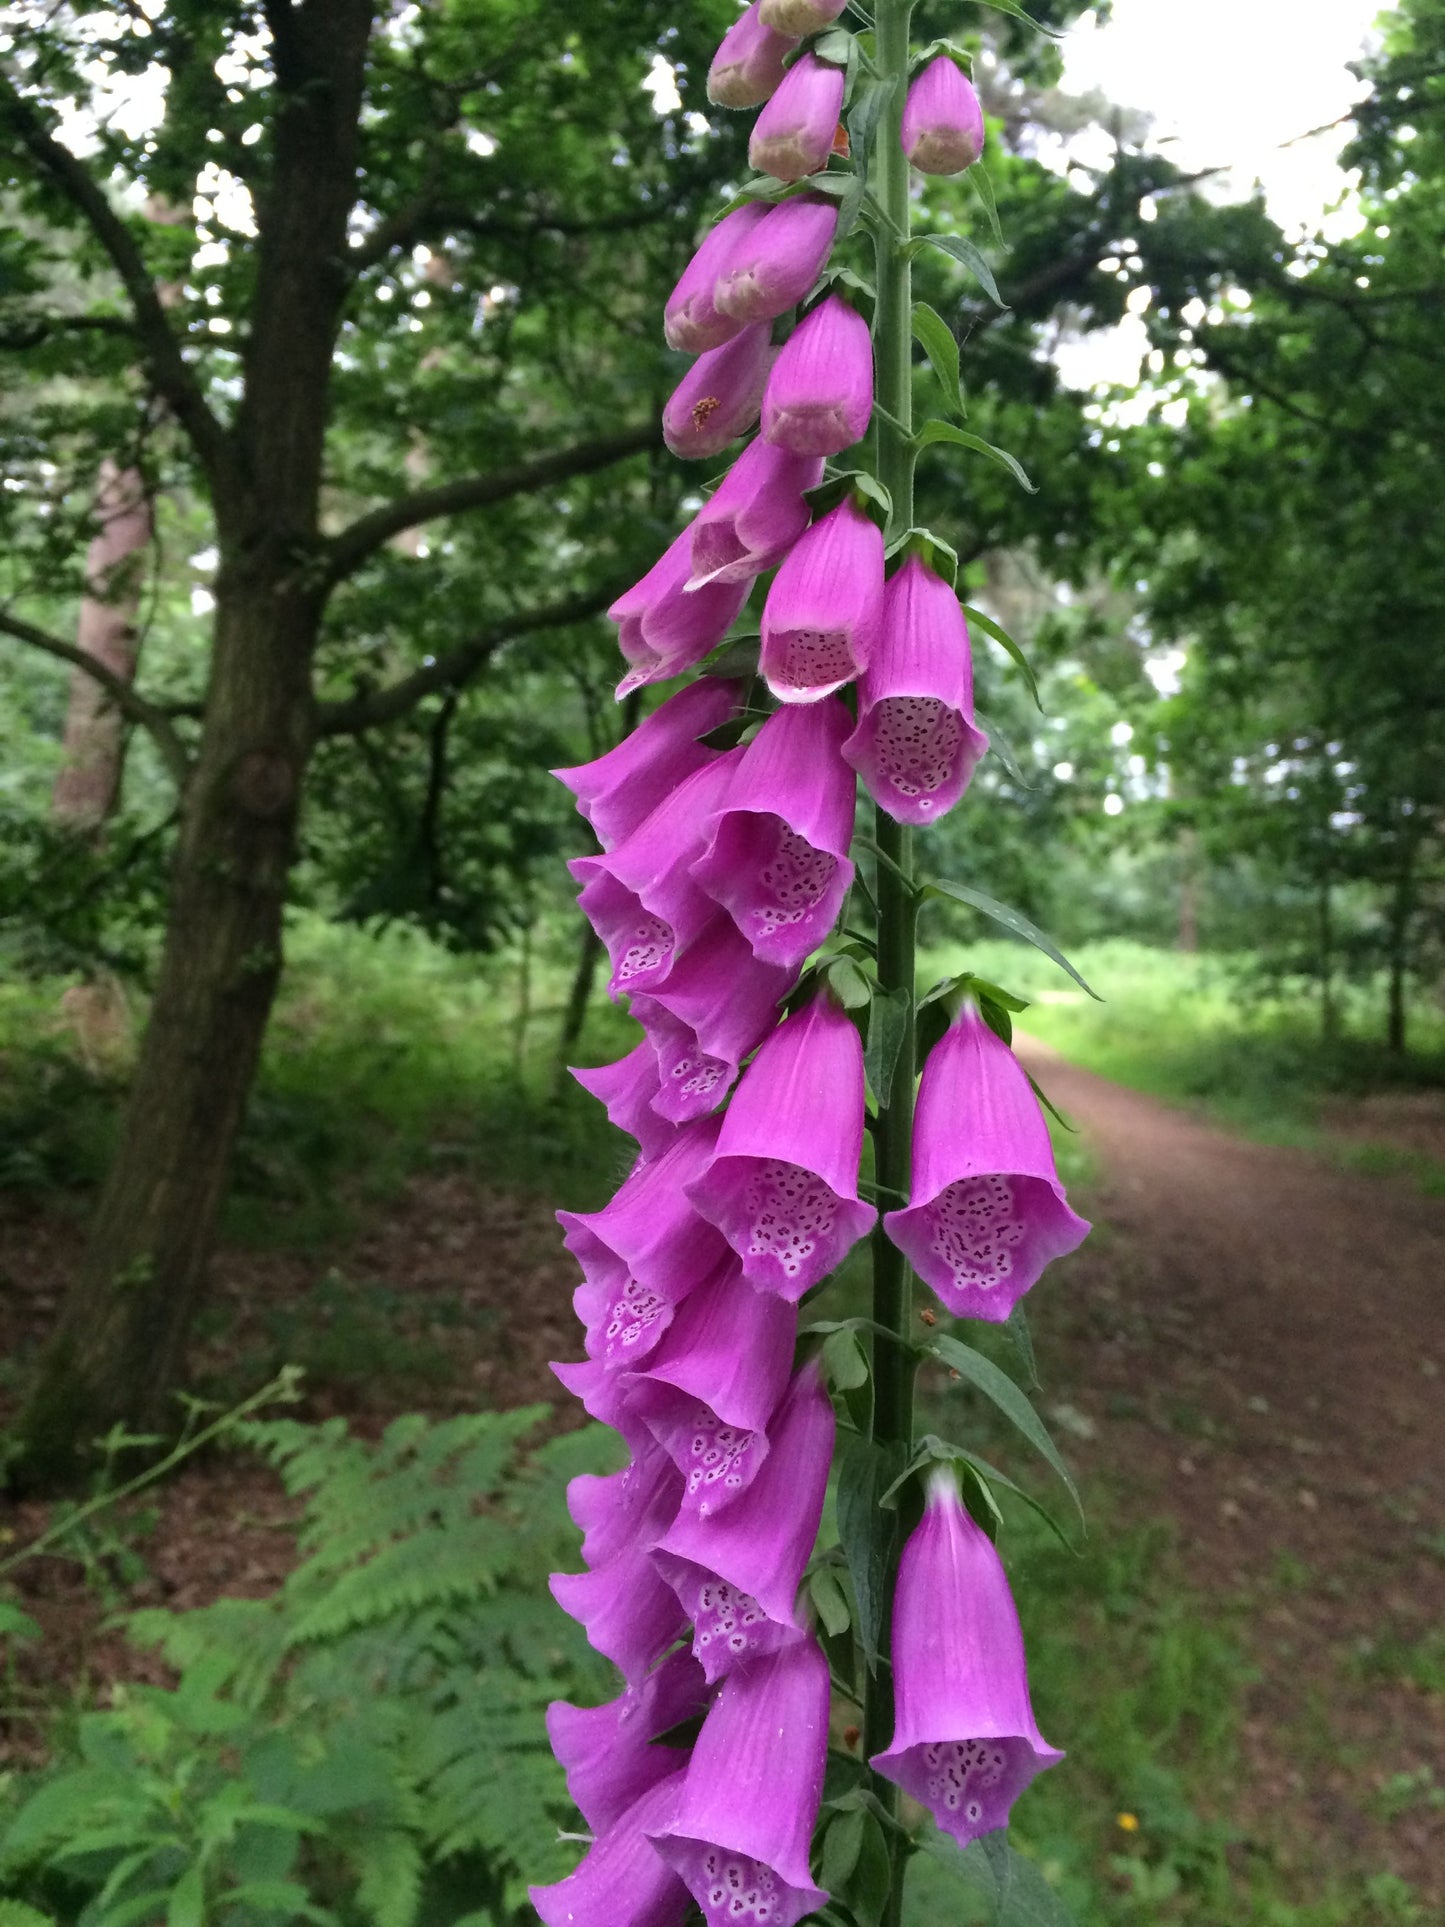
535,7,1094,1924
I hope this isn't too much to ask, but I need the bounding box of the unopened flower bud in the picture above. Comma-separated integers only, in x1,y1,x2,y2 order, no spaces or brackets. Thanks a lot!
708,2,798,110
749,53,845,184
714,196,839,326
901,54,986,175
762,294,873,457
662,323,774,461
759,0,848,32
665,204,770,354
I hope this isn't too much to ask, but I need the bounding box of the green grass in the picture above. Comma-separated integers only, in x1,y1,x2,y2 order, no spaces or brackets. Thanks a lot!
918,937,1445,1188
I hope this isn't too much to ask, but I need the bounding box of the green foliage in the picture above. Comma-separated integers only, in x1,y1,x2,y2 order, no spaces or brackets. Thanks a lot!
0,1408,620,1927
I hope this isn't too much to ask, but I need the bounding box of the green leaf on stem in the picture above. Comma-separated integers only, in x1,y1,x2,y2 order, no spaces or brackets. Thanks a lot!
962,602,1042,710
834,171,869,243
967,0,1063,39
808,1563,854,1639
864,983,911,1110
911,301,965,418
972,706,1034,788
968,161,1006,248
911,37,975,76
837,1434,907,1669
921,878,1102,1000
922,1827,1075,1927
846,1812,893,1927
1026,1067,1078,1135
915,419,1036,494
821,1808,865,1892
928,1335,1083,1526
908,232,1008,310
805,469,893,521
886,523,960,585
810,26,856,69
816,263,877,305
1007,1308,1041,1394
847,73,895,175
828,954,873,1011
823,1325,871,1393
704,632,762,679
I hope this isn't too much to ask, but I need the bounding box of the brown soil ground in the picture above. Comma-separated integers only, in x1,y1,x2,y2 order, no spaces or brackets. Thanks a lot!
3,1054,1443,1903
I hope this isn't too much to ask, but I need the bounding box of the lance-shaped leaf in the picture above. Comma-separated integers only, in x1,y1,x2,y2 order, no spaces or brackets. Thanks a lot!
927,1333,1082,1526
921,878,1100,999
916,419,1035,493
907,232,1007,310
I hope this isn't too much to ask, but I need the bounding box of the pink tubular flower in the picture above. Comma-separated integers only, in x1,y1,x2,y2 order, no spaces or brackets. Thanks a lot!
663,323,775,463
648,1639,830,1927
714,196,839,326
870,1469,1062,1845
546,1648,708,1837
651,1362,834,1681
687,992,875,1299
759,0,847,31
687,437,824,589
902,55,986,175
631,917,796,1126
531,1769,692,1927
708,2,798,109
610,530,752,698
884,1003,1090,1320
549,1540,688,1686
843,554,989,823
761,294,874,458
666,205,771,353
760,496,884,702
570,754,741,1001
571,1040,675,1161
553,676,741,852
749,53,845,183
689,698,856,969
567,1435,682,1571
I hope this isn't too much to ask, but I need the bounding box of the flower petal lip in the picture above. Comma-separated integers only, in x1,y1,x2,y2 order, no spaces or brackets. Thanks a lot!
760,496,885,702
713,197,839,326
707,1,798,109
648,1638,831,1927
883,1003,1090,1321
662,323,775,463
608,527,752,696
749,53,846,184
842,553,988,824
545,1649,707,1837
869,1469,1061,1848
553,675,742,851
688,697,857,970
686,437,824,589
901,54,986,175
530,1767,693,1927
761,293,875,458
570,1039,676,1160
686,991,876,1300
665,204,770,353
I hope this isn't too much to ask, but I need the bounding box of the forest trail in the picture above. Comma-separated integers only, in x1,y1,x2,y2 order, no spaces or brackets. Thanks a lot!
1015,1035,1445,1898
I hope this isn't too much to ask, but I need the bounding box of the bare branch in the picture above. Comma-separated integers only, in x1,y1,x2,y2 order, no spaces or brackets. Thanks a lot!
0,609,192,786
315,582,622,736
0,72,234,491
318,421,662,592
0,312,134,352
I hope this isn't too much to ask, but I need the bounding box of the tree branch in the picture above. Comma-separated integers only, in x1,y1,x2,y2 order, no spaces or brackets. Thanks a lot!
318,421,662,591
0,72,233,491
351,197,683,271
0,609,192,785
0,312,135,352
315,581,623,736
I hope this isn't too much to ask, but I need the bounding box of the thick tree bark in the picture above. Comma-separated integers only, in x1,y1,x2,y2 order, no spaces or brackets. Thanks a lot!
52,462,152,830
11,0,377,1490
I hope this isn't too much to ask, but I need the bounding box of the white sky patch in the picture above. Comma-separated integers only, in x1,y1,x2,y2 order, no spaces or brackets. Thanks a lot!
644,54,684,116
1144,647,1187,696
1051,0,1386,389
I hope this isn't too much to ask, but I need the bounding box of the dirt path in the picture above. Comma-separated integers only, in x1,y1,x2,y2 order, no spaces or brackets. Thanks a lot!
1016,1036,1445,1902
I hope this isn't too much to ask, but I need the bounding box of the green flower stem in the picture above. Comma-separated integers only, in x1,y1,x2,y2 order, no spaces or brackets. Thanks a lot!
863,5,918,1921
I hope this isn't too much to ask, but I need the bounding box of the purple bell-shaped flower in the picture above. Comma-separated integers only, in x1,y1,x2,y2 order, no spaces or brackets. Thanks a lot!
648,1639,831,1927
843,554,989,824
687,991,875,1300
665,205,770,353
609,530,751,697
870,1469,1062,1846
651,1361,833,1681
530,1769,692,1927
714,197,839,327
760,496,884,702
689,699,856,969
570,754,742,1001
901,54,986,175
708,1,798,109
687,436,824,590
571,1040,676,1162
546,1648,709,1837
549,1537,689,1688
884,1003,1090,1320
663,323,775,462
632,917,796,1126
749,52,845,183
553,676,742,852
762,294,874,458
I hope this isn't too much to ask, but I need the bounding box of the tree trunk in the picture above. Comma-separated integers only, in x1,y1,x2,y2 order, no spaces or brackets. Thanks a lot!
1317,875,1339,1046
1385,815,1420,1058
10,0,376,1491
52,462,152,830
1176,825,1200,953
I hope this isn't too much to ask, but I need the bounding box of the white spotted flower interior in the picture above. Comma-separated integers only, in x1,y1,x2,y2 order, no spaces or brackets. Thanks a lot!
884,1002,1089,1321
